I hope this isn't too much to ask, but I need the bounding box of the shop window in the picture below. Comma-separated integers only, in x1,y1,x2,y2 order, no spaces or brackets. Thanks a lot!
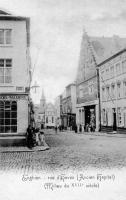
0,29,12,45
0,59,12,84
52,117,54,123
0,101,17,133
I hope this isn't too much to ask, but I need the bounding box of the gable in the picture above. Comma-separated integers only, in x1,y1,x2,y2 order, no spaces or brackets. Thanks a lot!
76,32,126,84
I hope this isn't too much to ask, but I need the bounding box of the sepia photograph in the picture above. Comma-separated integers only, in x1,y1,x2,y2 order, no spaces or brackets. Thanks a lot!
0,0,126,199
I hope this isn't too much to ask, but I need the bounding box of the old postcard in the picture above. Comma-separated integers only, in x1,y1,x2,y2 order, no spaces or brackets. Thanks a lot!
0,0,126,199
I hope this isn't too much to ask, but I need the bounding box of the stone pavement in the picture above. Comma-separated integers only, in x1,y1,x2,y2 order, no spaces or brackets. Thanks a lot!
76,131,126,138
0,143,49,153
1,130,126,172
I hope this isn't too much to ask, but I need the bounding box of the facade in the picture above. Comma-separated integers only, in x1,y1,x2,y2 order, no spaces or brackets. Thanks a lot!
76,31,126,132
45,103,56,128
61,83,76,130
99,48,126,133
0,10,31,145
76,32,99,132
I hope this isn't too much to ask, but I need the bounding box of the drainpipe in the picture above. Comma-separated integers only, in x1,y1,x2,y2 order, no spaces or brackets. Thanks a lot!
96,65,101,132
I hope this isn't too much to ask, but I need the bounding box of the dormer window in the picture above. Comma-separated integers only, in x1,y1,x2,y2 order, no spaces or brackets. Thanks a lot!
0,29,12,45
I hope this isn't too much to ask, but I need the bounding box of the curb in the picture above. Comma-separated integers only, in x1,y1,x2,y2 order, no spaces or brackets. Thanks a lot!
0,144,50,153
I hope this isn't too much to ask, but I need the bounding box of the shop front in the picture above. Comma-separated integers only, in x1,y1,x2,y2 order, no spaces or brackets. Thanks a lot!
76,100,99,132
84,105,96,132
0,94,29,146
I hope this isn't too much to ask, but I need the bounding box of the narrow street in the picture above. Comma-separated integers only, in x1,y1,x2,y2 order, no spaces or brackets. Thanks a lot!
0,130,126,173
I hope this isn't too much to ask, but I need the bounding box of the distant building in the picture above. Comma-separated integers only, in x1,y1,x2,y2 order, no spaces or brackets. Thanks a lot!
45,103,56,128
34,89,46,129
0,10,31,145
76,30,126,132
61,83,76,130
54,95,62,127
99,48,126,133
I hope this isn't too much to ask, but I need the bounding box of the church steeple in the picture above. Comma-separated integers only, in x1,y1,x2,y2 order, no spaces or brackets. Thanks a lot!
40,88,46,113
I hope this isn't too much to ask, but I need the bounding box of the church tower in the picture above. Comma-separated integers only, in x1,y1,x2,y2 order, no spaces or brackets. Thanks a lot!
40,89,46,113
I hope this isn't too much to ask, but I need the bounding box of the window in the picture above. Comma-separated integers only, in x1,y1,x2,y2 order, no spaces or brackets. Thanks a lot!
106,67,109,79
102,87,105,101
0,59,12,83
89,84,94,95
123,82,126,97
102,109,106,125
52,117,54,123
106,86,110,100
46,117,48,123
117,83,121,98
0,29,12,45
79,85,83,98
0,101,17,133
111,84,115,98
122,60,126,73
110,66,114,77
101,70,105,81
117,107,122,126
116,63,121,75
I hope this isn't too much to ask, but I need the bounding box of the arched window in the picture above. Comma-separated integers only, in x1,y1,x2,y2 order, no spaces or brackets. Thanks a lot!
0,100,17,133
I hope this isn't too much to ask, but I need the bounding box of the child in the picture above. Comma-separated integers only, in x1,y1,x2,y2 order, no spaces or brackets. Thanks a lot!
38,130,46,146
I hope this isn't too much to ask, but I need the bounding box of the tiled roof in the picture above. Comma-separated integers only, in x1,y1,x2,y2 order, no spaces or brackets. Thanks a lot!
90,35,126,64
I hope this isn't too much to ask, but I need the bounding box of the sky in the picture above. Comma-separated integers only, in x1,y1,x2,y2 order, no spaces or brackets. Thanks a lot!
0,0,126,104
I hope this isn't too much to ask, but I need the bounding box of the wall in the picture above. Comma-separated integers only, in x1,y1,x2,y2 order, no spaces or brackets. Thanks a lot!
100,50,126,128
0,20,29,93
77,76,97,104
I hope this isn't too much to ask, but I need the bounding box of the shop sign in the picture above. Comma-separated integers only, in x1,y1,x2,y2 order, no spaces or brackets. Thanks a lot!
0,95,28,100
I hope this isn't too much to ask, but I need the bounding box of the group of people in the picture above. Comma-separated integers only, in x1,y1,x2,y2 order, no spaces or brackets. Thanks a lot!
26,125,46,149
79,122,95,133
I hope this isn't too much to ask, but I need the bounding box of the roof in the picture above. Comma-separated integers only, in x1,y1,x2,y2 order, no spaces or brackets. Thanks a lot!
90,35,126,64
76,32,126,83
98,48,126,67
0,8,29,21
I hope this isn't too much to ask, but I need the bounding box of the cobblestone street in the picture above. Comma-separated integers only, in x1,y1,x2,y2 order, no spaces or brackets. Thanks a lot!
1,130,126,173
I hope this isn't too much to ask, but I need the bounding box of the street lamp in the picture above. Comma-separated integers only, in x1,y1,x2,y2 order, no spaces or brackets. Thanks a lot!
31,81,40,93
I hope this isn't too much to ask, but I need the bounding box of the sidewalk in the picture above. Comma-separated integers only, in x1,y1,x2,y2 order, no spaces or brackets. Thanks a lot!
76,131,126,138
57,129,126,138
0,143,50,153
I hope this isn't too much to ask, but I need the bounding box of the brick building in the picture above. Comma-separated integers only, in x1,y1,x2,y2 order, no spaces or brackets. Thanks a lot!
76,30,126,132
61,83,76,130
45,103,56,128
99,48,126,133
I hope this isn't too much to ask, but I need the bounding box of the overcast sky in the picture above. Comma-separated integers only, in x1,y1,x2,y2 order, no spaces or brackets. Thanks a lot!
0,0,126,103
